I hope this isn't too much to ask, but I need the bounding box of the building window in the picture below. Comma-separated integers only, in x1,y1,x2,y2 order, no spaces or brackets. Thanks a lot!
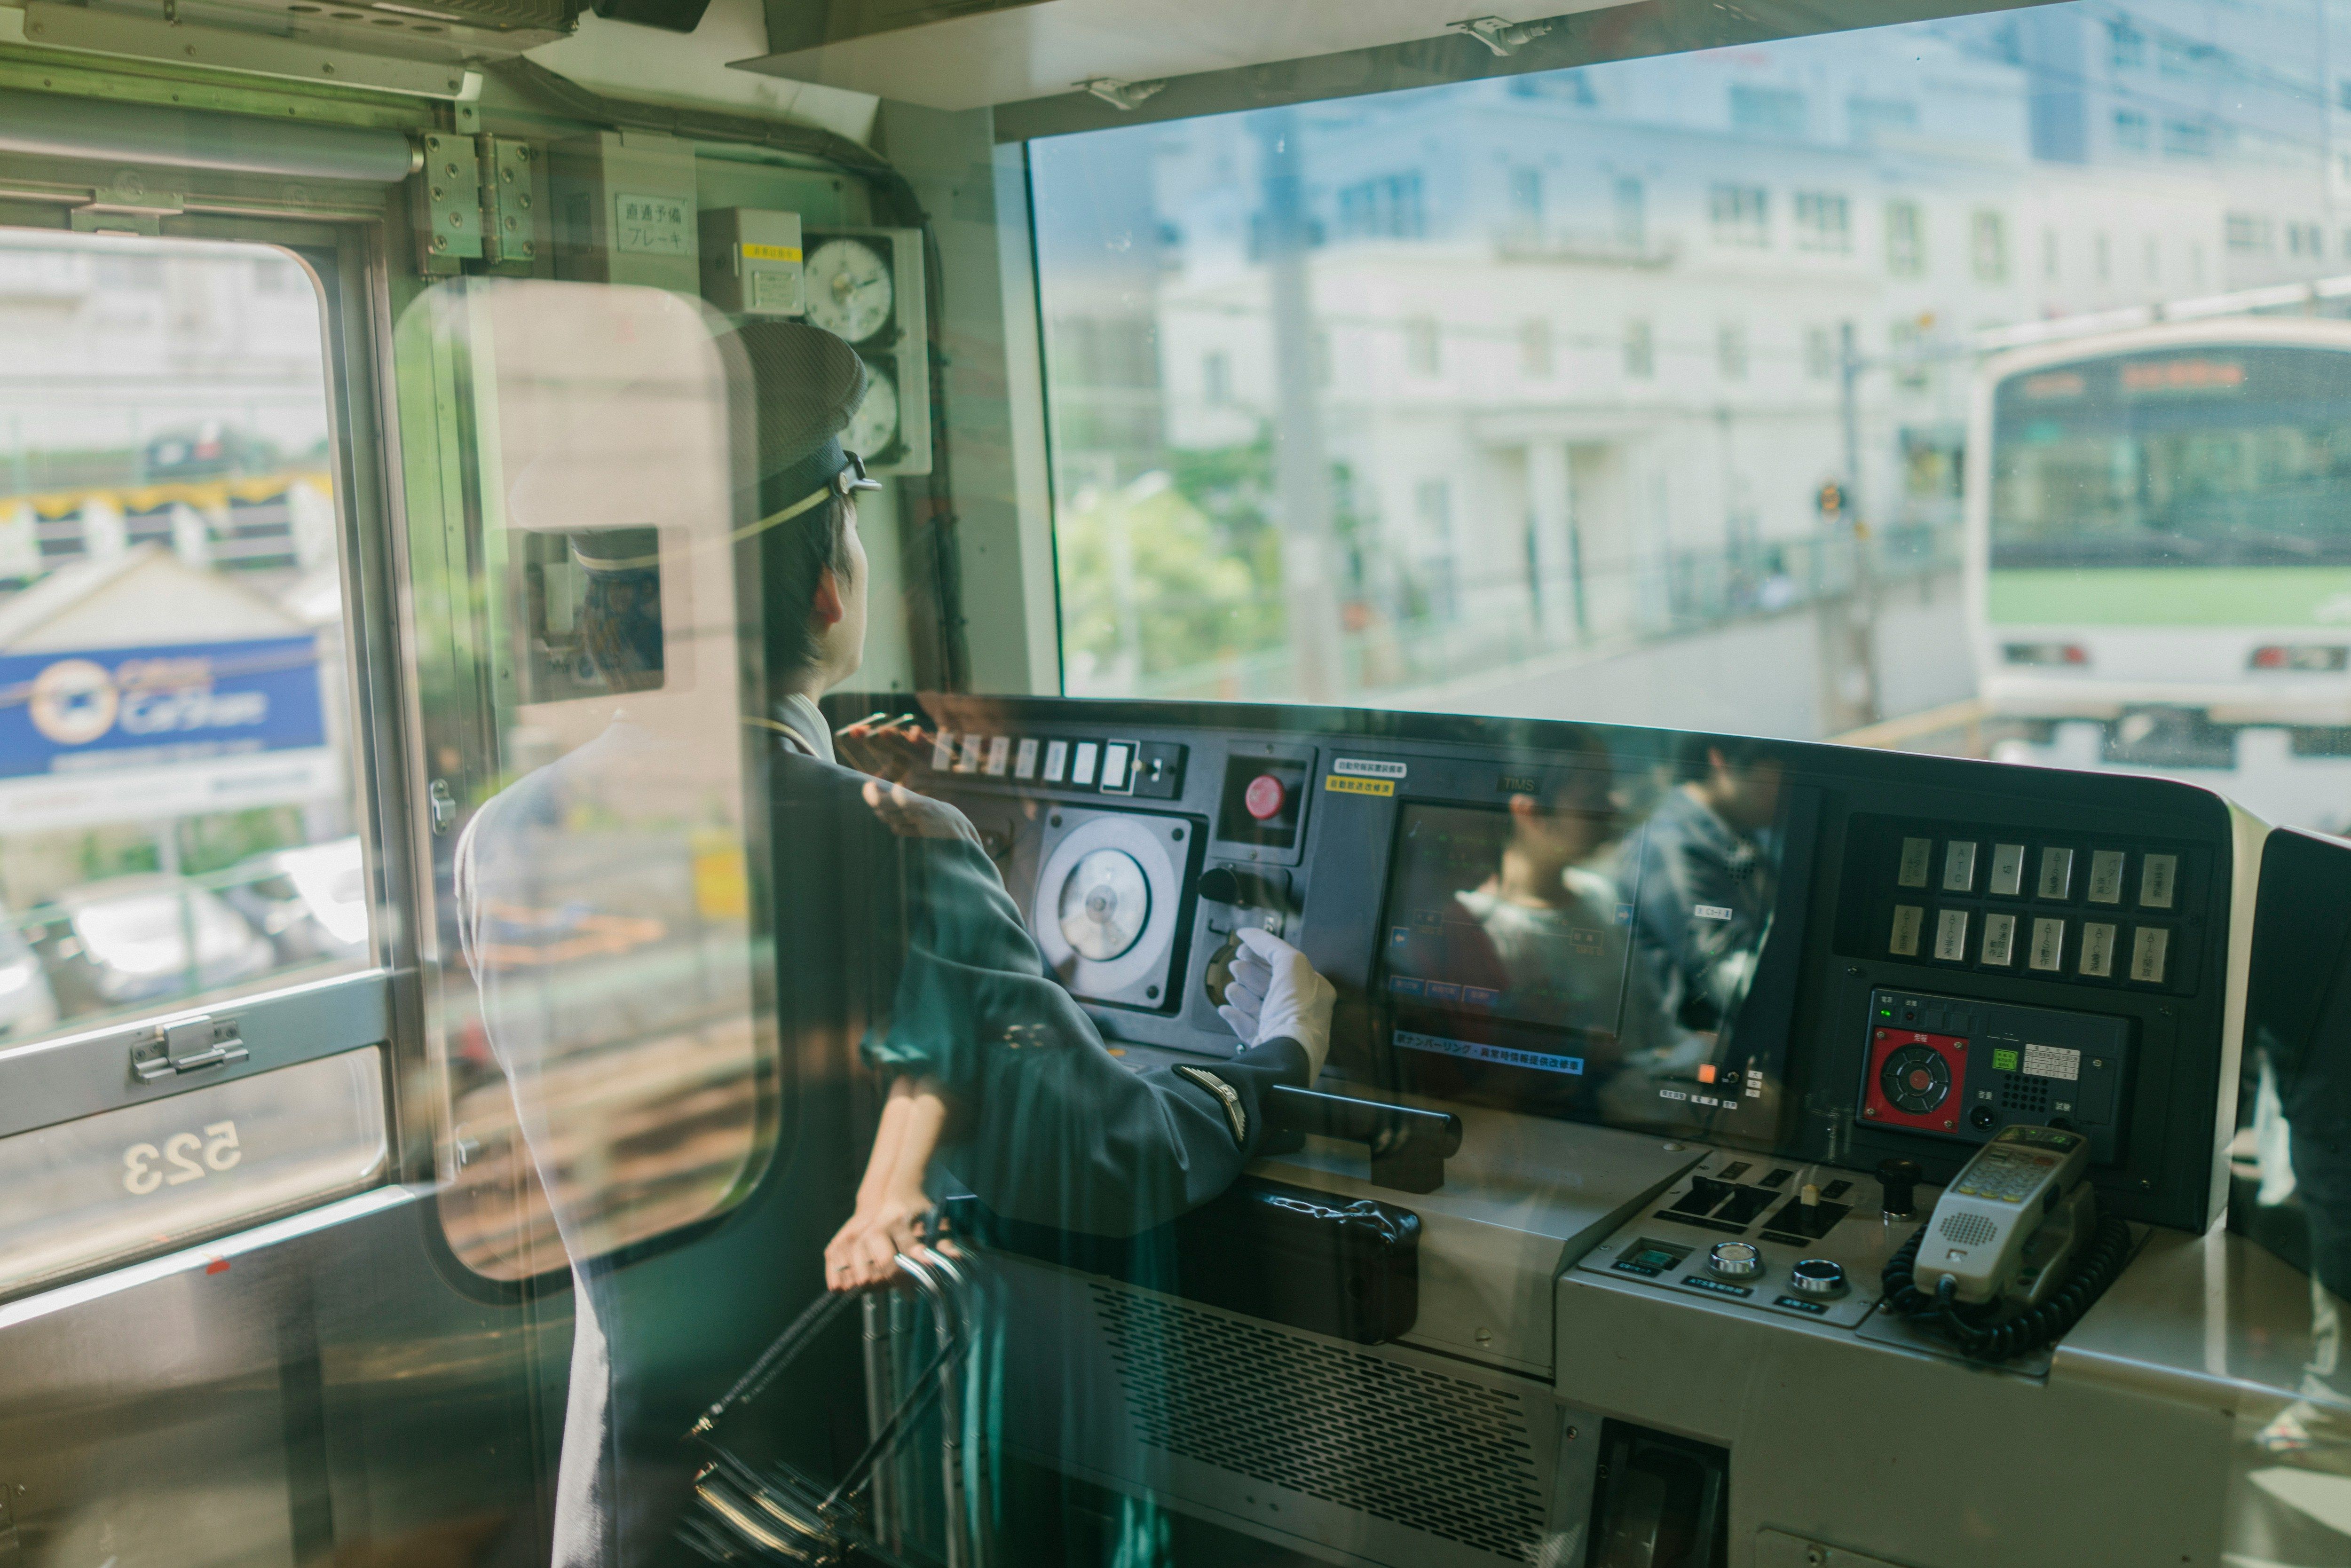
1509,167,1544,223
1519,318,1554,378
2339,79,2351,111
2109,20,2144,69
1614,176,1646,248
1885,200,1924,276
2159,38,2196,76
2113,110,2149,150
1794,192,1852,253
1625,318,1655,378
1404,316,1441,376
1729,84,1807,137
2289,221,2326,258
2227,213,2273,253
1971,210,2008,283
2163,119,2212,158
1888,317,1931,392
1847,96,1917,141
1511,69,1595,103
1202,351,1231,403
1716,323,1748,381
1711,183,1769,247
1804,326,1835,380
1337,173,1426,240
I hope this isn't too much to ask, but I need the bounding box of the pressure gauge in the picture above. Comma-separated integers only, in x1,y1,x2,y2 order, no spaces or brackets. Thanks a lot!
805,237,894,343
845,365,900,457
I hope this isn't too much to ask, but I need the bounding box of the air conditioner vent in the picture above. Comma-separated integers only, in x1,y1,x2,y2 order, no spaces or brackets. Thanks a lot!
1090,1284,1546,1563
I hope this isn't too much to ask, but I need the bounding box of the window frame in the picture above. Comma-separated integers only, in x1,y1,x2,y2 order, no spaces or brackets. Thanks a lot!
0,197,426,1299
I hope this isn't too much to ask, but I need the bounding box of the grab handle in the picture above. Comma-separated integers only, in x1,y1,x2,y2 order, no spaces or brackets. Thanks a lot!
1266,1085,1462,1194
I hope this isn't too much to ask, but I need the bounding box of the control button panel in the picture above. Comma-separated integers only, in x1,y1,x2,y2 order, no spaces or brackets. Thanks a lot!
1861,988,2132,1164
1846,816,2201,996
929,728,1187,800
1577,1150,1897,1329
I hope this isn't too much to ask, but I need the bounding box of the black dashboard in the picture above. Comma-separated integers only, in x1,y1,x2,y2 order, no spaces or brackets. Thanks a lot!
835,693,2248,1234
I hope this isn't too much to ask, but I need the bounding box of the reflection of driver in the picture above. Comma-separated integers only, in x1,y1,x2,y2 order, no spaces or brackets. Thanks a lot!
1621,733,1784,1034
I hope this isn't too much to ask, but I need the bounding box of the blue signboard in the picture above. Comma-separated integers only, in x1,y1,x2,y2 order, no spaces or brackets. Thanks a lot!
0,636,324,779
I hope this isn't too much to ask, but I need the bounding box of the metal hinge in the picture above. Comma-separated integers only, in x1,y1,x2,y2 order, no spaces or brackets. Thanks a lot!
129,1014,248,1084
71,173,185,237
412,133,538,278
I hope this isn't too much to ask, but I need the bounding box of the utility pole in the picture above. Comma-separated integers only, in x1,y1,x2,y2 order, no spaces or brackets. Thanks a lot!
1254,109,1347,704
1818,320,1883,733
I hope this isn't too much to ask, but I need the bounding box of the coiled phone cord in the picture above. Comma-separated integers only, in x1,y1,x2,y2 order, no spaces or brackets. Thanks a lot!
1878,1206,2135,1363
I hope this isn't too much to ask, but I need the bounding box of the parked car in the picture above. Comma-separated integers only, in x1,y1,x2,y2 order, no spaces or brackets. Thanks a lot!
0,908,60,1041
38,874,276,1015
221,837,368,965
142,420,279,480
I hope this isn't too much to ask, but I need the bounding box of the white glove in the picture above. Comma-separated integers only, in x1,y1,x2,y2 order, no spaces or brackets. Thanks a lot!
1215,926,1334,1083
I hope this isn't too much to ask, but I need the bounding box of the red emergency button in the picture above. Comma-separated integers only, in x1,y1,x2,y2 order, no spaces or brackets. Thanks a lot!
1243,773,1287,820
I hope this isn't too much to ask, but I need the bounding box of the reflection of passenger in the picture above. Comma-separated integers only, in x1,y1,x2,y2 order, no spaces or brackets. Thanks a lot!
1446,767,1635,1039
1622,733,1784,1034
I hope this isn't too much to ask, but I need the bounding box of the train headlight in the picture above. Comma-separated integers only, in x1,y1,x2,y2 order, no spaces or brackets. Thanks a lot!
2003,642,2088,667
2250,644,2349,671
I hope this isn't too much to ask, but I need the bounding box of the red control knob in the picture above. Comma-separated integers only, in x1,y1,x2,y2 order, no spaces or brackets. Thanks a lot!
1243,773,1286,821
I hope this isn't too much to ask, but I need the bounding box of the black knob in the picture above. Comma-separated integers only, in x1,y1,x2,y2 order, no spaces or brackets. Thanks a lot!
1878,1158,1924,1220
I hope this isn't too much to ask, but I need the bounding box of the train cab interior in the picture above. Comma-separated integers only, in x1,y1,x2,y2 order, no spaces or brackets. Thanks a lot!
8,0,2351,1565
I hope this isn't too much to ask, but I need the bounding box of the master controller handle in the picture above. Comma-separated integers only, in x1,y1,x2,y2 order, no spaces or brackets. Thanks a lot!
1878,1158,1924,1221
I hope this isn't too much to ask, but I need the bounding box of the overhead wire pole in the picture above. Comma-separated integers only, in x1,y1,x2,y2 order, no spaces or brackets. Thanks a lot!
1821,320,1884,734
1254,108,1347,704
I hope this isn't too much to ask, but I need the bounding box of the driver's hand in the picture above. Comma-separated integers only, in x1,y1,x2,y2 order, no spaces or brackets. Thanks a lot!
1216,927,1333,1083
835,713,933,785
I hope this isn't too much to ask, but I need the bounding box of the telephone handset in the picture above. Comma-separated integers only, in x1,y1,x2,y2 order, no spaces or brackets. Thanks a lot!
1916,1124,2092,1306
1880,1123,2134,1362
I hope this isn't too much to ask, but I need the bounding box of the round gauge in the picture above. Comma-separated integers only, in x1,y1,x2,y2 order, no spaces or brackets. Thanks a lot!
1058,848,1152,961
1879,1043,1951,1115
844,366,900,457
805,238,893,343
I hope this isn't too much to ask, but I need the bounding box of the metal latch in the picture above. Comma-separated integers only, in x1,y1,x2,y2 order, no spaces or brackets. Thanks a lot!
129,1015,247,1083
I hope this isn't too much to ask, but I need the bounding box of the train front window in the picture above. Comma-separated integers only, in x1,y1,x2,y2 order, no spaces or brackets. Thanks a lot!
1026,2,2350,766
0,231,369,1048
1991,347,2351,568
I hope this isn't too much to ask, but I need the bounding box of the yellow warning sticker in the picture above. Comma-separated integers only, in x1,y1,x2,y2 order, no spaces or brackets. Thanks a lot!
740,244,803,261
1325,774,1396,797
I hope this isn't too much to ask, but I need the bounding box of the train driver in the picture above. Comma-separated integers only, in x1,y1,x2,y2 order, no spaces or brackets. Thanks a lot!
731,319,1339,1287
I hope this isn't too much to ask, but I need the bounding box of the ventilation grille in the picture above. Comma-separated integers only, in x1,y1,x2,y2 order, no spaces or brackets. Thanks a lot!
1090,1284,1545,1563
1939,1211,1999,1247
1998,1074,2050,1113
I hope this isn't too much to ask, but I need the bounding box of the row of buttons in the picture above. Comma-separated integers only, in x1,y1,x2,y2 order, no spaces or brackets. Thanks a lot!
1890,905,2170,983
928,730,1184,798
1897,836,2177,910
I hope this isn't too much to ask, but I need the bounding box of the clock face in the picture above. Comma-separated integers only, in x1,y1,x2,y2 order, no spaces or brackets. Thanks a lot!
804,238,893,343
845,365,900,457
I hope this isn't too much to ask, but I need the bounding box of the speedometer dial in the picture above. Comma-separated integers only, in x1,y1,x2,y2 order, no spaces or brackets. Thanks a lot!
805,238,893,343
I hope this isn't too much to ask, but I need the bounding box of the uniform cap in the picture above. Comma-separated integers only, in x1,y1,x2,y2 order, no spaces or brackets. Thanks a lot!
734,320,868,520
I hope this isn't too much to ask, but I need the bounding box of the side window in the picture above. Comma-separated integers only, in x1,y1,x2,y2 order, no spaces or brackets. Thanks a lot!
0,232,370,1048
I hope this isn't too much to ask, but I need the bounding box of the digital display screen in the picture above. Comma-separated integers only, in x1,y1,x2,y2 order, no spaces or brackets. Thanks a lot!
1370,765,1807,1141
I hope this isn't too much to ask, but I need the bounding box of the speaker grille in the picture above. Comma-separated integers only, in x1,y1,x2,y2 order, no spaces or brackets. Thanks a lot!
1939,1211,1999,1247
1090,1284,1546,1563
